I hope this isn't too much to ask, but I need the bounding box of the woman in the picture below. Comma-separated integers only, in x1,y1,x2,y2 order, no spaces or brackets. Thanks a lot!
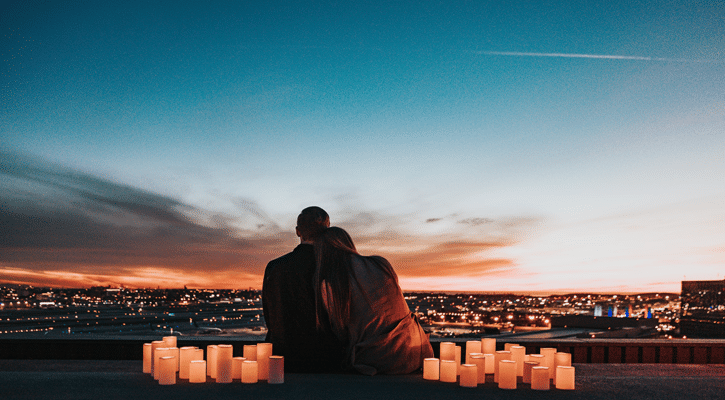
314,227,433,375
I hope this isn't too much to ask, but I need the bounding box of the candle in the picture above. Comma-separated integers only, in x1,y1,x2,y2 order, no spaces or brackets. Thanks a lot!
154,348,171,380
158,356,176,385
556,366,575,390
268,356,284,384
504,343,519,351
189,360,206,383
465,341,481,364
232,357,246,381
481,338,496,355
553,352,572,385
143,343,152,373
423,358,439,380
510,346,526,376
169,347,179,372
493,350,511,383
179,347,197,380
162,336,177,348
207,345,218,378
216,344,233,383
257,343,273,380
242,361,259,383
531,366,550,390
483,353,495,374
470,355,486,384
459,364,477,388
243,345,257,361
150,341,164,375
523,361,539,384
498,360,517,389
439,342,455,361
439,360,457,383
539,347,557,379
454,346,462,375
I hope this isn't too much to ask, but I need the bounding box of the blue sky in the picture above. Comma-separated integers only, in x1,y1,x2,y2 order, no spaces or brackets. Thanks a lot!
2,1,724,292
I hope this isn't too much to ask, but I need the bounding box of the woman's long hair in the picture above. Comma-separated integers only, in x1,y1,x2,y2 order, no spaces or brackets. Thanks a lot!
314,227,358,334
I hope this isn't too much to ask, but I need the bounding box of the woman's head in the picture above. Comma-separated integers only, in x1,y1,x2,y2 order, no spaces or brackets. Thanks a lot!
316,227,357,254
314,227,357,332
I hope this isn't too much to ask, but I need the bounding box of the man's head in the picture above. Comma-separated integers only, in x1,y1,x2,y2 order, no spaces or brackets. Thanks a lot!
296,206,330,243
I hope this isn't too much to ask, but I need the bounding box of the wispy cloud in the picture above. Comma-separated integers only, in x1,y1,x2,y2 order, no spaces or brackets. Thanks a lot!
477,51,721,63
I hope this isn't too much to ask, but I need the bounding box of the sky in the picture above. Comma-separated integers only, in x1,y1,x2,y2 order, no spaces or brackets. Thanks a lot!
2,1,724,293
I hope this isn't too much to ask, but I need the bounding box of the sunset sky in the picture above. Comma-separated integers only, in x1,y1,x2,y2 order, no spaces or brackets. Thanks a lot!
2,1,724,293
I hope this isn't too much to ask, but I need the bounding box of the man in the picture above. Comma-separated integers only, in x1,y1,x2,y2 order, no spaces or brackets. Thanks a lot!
262,206,343,372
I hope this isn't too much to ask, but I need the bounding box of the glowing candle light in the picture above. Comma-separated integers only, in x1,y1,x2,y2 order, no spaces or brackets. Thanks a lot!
169,347,179,372
232,357,246,381
216,344,233,383
192,348,204,363
465,341,482,364
189,360,206,383
556,366,575,390
440,360,457,383
493,350,511,383
150,340,164,375
498,360,516,389
510,345,526,376
523,361,539,383
483,353,495,374
539,347,557,379
257,343,273,380
179,346,197,380
470,355,486,384
504,343,519,351
481,338,496,355
207,345,218,378
268,356,284,384
454,346,462,375
158,356,176,385
243,345,257,361
459,364,477,388
531,366,550,390
423,358,439,380
143,343,152,373
553,352,572,385
154,348,171,380
242,361,258,383
162,336,177,348
439,342,455,361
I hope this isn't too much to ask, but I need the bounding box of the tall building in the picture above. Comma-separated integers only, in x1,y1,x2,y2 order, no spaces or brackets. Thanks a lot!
680,280,725,338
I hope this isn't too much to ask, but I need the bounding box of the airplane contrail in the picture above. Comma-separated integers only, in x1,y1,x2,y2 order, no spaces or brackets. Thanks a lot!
477,51,720,63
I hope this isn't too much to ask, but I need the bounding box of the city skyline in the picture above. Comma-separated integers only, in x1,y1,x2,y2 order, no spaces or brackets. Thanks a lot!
2,1,724,293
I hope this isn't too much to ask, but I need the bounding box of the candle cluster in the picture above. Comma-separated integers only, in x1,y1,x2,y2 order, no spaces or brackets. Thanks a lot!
143,337,284,385
423,339,575,390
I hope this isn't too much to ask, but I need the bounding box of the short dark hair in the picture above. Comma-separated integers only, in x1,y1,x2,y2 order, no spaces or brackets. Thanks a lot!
296,206,330,240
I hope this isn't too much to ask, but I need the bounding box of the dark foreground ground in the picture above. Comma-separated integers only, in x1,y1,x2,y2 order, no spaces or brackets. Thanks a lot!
0,360,723,400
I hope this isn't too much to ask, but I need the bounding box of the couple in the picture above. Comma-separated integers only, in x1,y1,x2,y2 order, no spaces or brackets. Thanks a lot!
262,206,433,375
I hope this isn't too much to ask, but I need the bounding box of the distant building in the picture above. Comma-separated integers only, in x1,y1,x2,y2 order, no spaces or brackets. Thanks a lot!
680,279,725,338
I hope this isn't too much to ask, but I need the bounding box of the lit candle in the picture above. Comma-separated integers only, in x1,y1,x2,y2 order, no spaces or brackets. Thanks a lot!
143,343,152,373
179,346,197,380
189,360,206,383
465,341,481,364
470,355,486,384
440,360,457,383
232,357,246,381
481,338,496,355
498,360,516,389
539,347,557,379
268,356,284,384
454,345,462,375
555,366,575,390
510,346,526,376
150,340,164,375
207,345,218,378
256,343,273,380
459,364,477,388
216,344,233,383
504,343,519,351
162,336,177,348
243,344,257,361
483,353,495,374
553,352,572,385
439,342,455,361
523,361,539,384
531,366,550,390
423,358,439,380
154,348,171,380
158,356,176,385
493,350,511,383
169,347,179,371
242,360,259,383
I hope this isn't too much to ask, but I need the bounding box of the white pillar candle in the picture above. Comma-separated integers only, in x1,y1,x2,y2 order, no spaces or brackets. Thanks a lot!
242,361,258,383
510,346,526,376
169,347,179,372
553,352,572,385
539,348,557,379
481,338,496,355
243,344,257,361
192,348,204,362
439,342,455,361
150,340,165,375
439,360,457,383
454,346,462,375
504,343,519,351
189,360,206,383
531,366,550,390
555,366,575,390
459,364,477,388
162,336,177,348
498,360,517,389
143,343,153,373
154,348,171,380
465,341,482,364
470,355,486,384
529,354,545,371
158,356,176,385
523,361,539,384
483,353,495,374
423,358,439,380
207,345,218,378
179,346,197,380
493,350,511,383
256,343,273,380
232,357,246,381
216,344,233,383
268,356,284,384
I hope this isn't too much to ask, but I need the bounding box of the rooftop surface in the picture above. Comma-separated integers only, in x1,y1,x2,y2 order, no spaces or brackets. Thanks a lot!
1,360,723,400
